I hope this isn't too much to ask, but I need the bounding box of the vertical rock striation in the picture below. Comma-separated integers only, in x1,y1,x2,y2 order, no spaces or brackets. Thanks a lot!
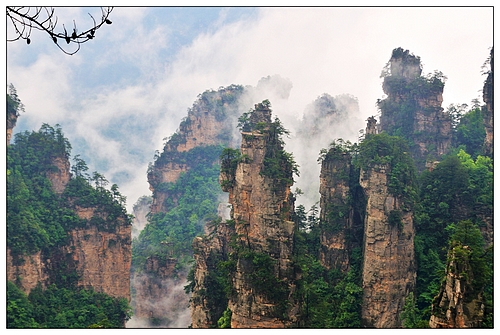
378,47,452,172
190,220,235,328
482,47,493,157
7,153,132,301
429,245,484,328
148,85,244,214
225,102,298,328
355,122,417,328
64,216,131,300
359,163,415,328
318,146,353,272
191,101,299,328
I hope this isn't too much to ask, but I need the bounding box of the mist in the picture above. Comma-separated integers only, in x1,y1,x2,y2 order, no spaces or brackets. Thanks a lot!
7,7,492,215
127,272,191,328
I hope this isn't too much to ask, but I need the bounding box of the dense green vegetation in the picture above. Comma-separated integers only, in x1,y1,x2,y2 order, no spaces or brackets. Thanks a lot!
6,91,132,328
219,147,243,189
293,204,364,328
192,84,245,121
413,149,493,326
238,100,299,193
133,144,225,273
453,106,487,159
356,132,418,208
7,84,24,128
7,281,132,328
7,123,131,257
261,116,299,194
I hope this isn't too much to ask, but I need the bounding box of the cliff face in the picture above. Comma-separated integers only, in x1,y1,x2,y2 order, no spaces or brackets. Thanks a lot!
379,48,452,171
226,103,297,328
133,85,246,326
7,215,131,301
482,48,493,157
64,211,131,300
318,148,353,271
148,85,244,214
190,101,298,328
429,245,484,328
359,163,416,328
46,156,71,194
190,221,235,328
7,154,132,301
7,249,49,293
7,93,19,146
7,110,18,146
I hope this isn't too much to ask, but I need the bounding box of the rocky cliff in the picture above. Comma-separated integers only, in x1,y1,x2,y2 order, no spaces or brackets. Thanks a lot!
352,121,418,328
317,117,417,328
318,145,354,272
46,156,71,194
479,48,494,248
190,220,235,328
7,89,20,146
359,162,416,328
190,101,299,328
7,220,131,301
482,47,493,157
226,105,297,328
7,108,18,146
7,249,49,293
132,85,246,325
7,153,132,301
64,221,131,300
429,245,484,328
148,85,244,214
378,47,452,172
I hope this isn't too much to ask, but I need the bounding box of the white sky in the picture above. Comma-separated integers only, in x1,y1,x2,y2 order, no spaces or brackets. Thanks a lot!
4,5,494,213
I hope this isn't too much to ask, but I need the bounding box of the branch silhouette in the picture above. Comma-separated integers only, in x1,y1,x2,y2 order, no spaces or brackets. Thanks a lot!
7,7,113,55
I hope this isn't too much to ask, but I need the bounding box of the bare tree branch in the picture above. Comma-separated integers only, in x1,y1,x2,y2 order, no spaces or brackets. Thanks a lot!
6,7,113,55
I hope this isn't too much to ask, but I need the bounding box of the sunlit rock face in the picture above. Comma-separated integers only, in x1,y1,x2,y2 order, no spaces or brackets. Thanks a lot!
228,108,297,328
64,219,131,300
7,208,132,301
191,102,299,328
46,156,71,194
7,153,132,302
359,163,416,328
148,85,245,214
7,110,18,145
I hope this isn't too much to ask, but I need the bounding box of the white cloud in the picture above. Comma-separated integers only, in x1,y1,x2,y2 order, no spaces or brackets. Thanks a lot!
7,7,493,213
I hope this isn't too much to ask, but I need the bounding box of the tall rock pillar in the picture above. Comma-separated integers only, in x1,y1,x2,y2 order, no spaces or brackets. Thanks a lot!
318,145,353,271
357,129,417,328
482,47,493,157
378,47,452,172
221,101,298,328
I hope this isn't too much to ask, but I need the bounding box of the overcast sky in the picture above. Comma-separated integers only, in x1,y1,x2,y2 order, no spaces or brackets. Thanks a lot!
5,5,494,212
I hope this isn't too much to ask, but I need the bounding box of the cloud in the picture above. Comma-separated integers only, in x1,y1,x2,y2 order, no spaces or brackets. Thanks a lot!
7,7,493,213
